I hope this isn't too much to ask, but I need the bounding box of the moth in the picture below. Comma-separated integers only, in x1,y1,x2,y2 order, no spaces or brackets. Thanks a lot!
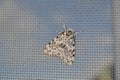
44,25,78,66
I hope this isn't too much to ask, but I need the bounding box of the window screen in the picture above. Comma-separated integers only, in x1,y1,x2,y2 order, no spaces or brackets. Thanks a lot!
0,0,116,80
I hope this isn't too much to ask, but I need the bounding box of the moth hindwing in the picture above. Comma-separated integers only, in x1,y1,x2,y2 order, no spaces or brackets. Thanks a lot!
44,25,77,66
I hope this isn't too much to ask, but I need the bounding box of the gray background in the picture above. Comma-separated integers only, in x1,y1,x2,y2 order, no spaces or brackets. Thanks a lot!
0,0,114,80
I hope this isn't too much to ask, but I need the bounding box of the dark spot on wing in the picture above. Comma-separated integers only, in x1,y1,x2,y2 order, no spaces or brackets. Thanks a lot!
72,50,75,54
73,54,75,57
73,43,75,46
71,37,74,39
73,49,75,52
59,32,64,35
52,39,54,42
67,60,70,63
60,43,66,48
48,42,50,45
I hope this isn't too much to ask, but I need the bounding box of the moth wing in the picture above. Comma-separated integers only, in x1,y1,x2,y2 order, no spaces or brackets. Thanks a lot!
44,28,76,66
58,36,76,66
44,31,65,55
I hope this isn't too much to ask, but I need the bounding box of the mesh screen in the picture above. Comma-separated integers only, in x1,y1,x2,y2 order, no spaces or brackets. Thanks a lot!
0,0,115,80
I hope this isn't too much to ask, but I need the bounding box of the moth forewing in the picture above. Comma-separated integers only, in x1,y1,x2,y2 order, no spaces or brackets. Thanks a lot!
44,25,77,66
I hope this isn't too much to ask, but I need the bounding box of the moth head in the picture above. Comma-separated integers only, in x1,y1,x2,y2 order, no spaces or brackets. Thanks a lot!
66,28,74,36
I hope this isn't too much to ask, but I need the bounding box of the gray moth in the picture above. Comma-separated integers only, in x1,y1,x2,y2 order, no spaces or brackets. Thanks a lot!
44,25,78,66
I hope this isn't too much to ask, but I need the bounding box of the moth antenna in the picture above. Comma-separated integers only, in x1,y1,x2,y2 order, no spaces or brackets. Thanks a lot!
63,25,68,30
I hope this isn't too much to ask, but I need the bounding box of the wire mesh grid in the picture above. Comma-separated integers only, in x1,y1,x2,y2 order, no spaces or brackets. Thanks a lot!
0,0,115,80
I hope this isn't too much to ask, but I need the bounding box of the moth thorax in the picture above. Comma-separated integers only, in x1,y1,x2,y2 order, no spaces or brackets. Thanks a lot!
66,29,74,36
